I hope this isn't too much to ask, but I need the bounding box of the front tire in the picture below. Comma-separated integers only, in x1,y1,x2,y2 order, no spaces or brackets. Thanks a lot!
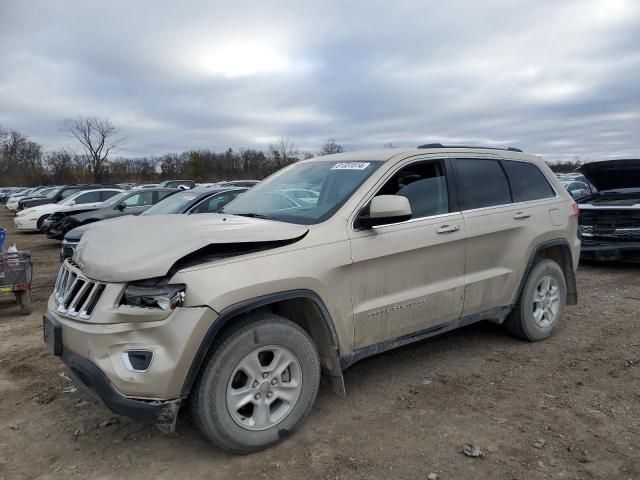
190,313,320,454
505,259,566,341
36,214,50,231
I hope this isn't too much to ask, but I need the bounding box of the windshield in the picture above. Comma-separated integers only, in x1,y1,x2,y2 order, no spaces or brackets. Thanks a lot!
142,190,202,215
45,188,62,199
222,160,383,225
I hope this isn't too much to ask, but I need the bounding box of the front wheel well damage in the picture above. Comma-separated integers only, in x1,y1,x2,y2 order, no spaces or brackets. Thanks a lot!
182,292,345,401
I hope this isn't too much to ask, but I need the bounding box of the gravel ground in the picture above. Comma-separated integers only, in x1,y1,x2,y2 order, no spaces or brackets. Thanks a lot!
0,207,639,480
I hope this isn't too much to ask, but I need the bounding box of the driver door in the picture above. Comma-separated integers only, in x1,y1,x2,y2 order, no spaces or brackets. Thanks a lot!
349,157,466,349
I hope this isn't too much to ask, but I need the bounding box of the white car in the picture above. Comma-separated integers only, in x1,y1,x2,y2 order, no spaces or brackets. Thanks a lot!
5,187,45,211
14,188,123,232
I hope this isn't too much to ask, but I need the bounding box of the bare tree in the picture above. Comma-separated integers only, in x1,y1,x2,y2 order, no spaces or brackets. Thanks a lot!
0,129,43,186
61,117,125,182
383,142,397,149
319,138,344,155
268,136,299,163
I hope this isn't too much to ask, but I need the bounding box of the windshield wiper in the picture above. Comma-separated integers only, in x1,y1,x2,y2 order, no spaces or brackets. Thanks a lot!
231,212,278,221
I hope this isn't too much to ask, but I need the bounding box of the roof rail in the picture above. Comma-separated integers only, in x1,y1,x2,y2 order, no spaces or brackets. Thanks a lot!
417,143,523,153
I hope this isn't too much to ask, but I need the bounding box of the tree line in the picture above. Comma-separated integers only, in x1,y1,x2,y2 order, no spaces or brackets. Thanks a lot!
0,118,345,187
1,116,581,187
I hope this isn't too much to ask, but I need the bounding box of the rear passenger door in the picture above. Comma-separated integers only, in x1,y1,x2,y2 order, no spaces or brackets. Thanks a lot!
73,191,103,208
349,157,466,349
453,157,557,317
120,191,155,215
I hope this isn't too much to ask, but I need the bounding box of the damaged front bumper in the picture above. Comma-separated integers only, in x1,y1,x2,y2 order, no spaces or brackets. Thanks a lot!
60,342,181,432
44,283,218,431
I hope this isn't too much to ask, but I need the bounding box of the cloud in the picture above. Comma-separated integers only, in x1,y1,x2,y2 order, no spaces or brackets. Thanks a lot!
0,0,639,161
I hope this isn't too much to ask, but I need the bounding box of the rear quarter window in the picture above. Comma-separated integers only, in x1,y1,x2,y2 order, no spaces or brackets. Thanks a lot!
502,160,556,202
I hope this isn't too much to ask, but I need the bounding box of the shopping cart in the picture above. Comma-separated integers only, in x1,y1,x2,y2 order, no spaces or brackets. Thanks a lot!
0,251,33,314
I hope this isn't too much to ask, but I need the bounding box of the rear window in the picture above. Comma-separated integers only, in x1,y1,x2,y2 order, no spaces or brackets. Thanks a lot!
454,158,511,210
503,160,556,202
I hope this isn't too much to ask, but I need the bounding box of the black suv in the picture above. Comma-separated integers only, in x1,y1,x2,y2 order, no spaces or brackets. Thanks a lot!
46,188,178,240
18,184,119,211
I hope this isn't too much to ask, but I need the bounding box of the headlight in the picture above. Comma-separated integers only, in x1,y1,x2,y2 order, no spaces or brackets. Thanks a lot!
16,209,30,216
122,282,186,310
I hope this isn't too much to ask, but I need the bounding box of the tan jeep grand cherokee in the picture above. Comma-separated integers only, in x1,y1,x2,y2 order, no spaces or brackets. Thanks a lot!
44,145,580,453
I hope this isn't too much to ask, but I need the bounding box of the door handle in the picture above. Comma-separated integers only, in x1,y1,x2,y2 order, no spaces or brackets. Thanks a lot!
436,224,460,234
513,212,531,220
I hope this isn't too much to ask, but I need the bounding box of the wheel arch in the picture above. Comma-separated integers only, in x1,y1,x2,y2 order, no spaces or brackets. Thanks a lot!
517,239,578,306
36,213,51,229
181,289,345,399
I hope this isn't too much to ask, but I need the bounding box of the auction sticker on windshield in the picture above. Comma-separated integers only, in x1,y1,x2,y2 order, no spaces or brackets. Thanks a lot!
331,162,371,170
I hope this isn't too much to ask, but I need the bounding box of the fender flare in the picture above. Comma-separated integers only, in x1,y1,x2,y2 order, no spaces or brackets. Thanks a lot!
180,289,343,398
515,238,578,306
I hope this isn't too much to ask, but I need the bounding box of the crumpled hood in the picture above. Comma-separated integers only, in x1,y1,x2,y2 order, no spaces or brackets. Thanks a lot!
75,214,308,282
580,159,640,192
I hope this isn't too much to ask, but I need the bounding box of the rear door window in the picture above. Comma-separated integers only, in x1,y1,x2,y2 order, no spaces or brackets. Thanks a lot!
124,191,155,207
75,191,102,204
101,190,121,201
502,160,556,202
454,158,511,210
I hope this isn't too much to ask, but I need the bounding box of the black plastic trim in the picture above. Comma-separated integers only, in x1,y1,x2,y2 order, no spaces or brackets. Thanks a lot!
340,305,511,369
180,289,340,398
514,238,576,305
418,143,523,152
53,346,176,425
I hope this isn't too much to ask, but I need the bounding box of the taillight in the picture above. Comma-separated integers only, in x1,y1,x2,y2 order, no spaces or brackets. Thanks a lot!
570,202,580,218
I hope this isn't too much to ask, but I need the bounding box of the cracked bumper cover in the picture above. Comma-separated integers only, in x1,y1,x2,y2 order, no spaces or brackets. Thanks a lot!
44,293,218,430
61,346,181,431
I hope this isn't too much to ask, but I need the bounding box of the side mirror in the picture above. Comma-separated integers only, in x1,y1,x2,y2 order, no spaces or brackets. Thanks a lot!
117,202,126,211
68,200,76,206
359,195,412,228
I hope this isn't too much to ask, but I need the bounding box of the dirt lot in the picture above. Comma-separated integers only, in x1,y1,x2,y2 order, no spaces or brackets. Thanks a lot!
0,208,638,480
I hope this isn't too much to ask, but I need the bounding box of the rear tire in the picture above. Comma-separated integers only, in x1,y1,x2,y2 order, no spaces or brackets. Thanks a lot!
504,259,566,341
190,313,320,454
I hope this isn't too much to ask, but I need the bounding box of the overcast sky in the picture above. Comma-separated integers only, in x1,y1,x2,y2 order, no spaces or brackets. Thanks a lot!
1,0,639,162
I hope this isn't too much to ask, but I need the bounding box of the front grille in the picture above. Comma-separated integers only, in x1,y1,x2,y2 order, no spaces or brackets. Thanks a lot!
580,209,640,229
53,261,106,319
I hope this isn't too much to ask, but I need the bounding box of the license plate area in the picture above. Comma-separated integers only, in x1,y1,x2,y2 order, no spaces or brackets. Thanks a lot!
43,315,62,356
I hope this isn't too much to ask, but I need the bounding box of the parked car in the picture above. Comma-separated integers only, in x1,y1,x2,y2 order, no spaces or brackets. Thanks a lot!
158,179,195,189
0,187,23,203
218,180,261,188
576,158,640,261
561,180,591,199
17,184,119,211
60,186,248,261
14,188,123,232
47,187,178,240
45,146,579,453
6,187,49,211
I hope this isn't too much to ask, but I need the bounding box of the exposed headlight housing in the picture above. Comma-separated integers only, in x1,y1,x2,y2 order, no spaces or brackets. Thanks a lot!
122,282,186,310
